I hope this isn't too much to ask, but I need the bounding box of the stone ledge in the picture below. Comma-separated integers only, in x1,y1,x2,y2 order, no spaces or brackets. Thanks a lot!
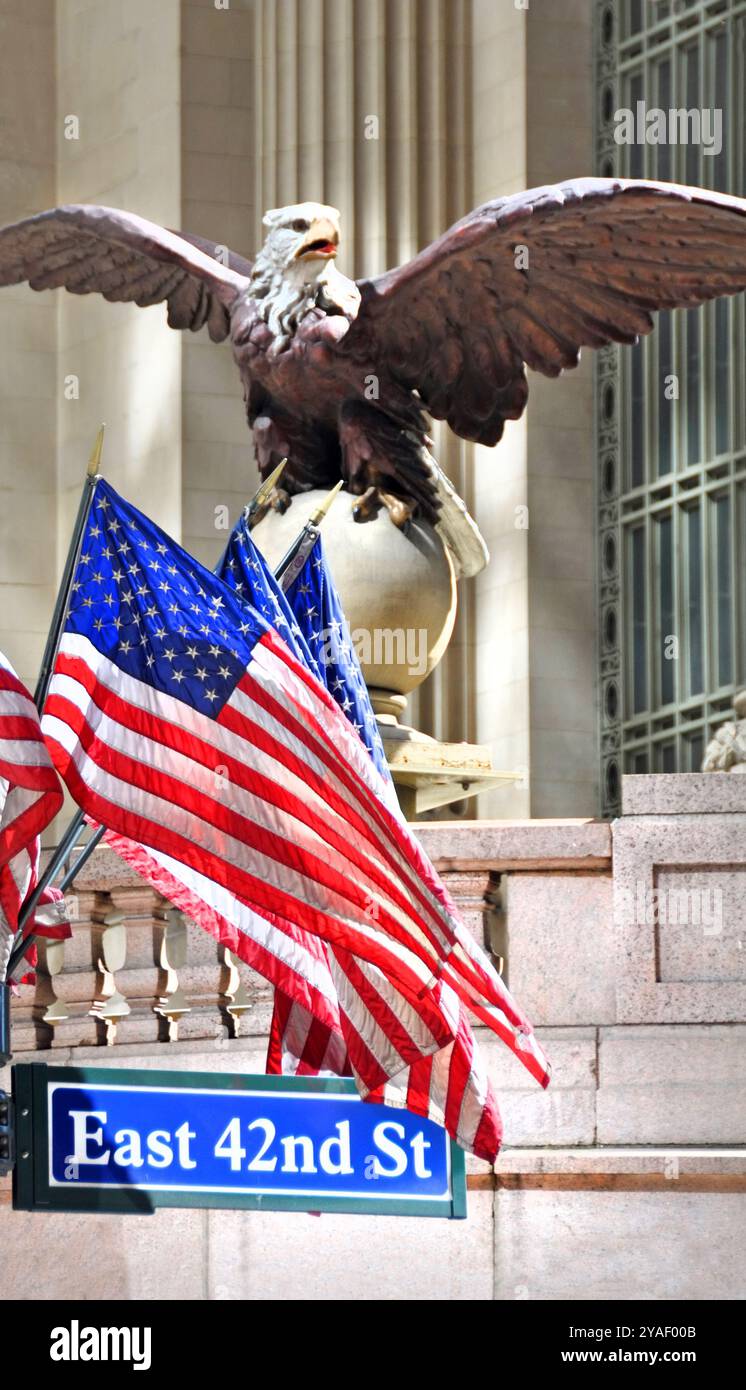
54,822,614,885
414,819,611,871
495,1147,746,1175
623,772,746,816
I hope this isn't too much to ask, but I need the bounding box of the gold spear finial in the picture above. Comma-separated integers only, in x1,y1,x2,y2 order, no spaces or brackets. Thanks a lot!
309,479,344,527
87,424,105,477
246,458,287,517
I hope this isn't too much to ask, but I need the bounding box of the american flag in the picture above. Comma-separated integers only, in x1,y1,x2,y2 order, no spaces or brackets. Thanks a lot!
0,651,67,982
42,480,549,1157
281,534,390,777
218,519,504,1159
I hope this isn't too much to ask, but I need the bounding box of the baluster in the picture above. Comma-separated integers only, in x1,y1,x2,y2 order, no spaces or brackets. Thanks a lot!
155,908,191,1042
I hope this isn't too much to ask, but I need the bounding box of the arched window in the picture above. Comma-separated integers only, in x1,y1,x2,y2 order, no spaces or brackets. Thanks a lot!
596,0,746,814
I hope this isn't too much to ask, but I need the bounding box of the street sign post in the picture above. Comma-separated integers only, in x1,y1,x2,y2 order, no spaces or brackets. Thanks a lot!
12,1064,466,1219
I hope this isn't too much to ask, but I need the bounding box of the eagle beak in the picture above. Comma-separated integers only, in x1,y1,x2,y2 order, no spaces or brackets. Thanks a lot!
296,217,339,261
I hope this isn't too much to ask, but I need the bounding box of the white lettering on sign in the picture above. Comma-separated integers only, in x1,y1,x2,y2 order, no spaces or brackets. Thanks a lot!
246,1117,277,1171
319,1122,353,1175
69,1110,109,1166
67,1110,198,1171
371,1121,408,1177
63,1105,436,1182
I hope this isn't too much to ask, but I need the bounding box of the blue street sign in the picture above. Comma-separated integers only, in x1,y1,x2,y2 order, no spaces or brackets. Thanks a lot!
12,1065,467,1218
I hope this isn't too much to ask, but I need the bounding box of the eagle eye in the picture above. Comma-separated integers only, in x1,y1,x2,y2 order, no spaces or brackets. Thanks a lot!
290,218,309,232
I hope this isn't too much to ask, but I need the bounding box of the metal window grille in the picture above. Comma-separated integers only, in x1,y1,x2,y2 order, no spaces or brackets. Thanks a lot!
595,0,746,815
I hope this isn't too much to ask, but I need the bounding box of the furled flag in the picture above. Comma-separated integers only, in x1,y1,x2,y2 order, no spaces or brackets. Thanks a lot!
218,513,322,681
217,516,503,1158
282,535,389,778
42,480,549,1154
0,651,69,983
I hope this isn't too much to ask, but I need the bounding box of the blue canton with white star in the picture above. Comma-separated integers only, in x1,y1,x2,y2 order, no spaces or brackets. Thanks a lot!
216,515,322,679
65,479,266,716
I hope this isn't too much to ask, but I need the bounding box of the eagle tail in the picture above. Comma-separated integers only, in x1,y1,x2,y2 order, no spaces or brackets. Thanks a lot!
429,456,489,580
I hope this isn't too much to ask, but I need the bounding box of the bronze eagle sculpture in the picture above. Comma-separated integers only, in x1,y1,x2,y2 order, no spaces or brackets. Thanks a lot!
1,178,745,577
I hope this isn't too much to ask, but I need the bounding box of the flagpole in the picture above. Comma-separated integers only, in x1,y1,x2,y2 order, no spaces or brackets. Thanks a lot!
34,424,105,709
4,428,105,995
274,480,343,590
7,455,290,987
6,474,343,997
245,458,287,529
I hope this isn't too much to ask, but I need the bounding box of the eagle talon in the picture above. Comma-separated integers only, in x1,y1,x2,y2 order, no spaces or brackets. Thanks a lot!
378,490,415,529
352,485,415,528
352,485,383,522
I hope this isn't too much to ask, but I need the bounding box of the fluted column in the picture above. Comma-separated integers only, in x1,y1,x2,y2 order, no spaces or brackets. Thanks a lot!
249,0,476,748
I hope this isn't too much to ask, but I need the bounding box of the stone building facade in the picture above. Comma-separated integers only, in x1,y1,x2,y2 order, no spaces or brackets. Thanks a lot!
0,0,744,1302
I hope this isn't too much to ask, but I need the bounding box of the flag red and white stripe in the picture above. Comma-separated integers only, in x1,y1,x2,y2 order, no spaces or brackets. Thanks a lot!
266,952,503,1162
0,652,66,981
46,628,549,1091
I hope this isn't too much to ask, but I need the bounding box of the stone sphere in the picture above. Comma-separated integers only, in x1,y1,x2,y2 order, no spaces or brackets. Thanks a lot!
252,488,457,699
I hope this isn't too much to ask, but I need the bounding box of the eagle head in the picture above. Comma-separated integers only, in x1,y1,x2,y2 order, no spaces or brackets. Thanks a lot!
251,202,358,350
260,202,341,278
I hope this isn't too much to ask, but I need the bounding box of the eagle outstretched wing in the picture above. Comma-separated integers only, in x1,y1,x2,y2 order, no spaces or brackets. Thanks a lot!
343,178,746,447
0,205,251,342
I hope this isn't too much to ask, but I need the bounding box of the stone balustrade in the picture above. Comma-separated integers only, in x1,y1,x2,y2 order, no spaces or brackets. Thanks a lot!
3,775,745,1301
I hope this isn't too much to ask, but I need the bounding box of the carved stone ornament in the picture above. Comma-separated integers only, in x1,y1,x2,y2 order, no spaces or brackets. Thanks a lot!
702,692,746,773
